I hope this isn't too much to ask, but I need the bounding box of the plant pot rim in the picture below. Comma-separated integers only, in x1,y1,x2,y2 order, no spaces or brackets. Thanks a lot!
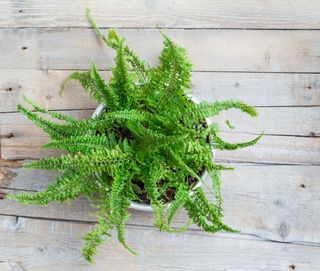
92,96,215,212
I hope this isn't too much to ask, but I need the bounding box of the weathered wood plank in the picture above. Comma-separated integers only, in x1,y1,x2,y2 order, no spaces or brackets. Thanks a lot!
217,132,320,165
1,28,320,72
0,110,91,159
214,107,320,137
1,109,319,163
0,69,96,113
1,164,319,244
1,70,320,113
0,215,319,271
1,0,320,29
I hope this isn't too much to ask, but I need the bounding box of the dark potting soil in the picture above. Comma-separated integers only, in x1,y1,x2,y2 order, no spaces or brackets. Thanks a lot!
131,167,205,205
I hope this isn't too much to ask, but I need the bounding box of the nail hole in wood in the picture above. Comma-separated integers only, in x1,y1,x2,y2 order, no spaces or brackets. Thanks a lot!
5,87,13,92
0,193,6,200
1,133,14,139
21,46,28,50
289,264,295,270
18,10,23,13
299,184,306,188
309,131,316,137
0,133,14,138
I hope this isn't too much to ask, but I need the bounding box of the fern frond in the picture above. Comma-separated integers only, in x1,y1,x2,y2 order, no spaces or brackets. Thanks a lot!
42,134,114,153
60,71,105,103
194,100,258,119
24,148,127,173
167,183,189,225
107,30,149,83
91,62,120,111
9,171,86,205
108,35,133,108
86,9,149,84
212,132,264,150
86,8,109,45
163,149,202,183
63,109,145,134
186,188,237,233
110,168,137,254
152,33,192,112
116,191,137,255
82,226,107,263
22,95,77,123
18,104,71,139
82,212,112,263
208,169,223,216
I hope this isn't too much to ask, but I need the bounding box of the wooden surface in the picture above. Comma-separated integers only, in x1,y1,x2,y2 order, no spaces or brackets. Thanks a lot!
0,1,319,270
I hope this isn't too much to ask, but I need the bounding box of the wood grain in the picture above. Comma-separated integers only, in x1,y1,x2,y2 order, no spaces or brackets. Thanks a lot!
217,132,320,165
1,70,320,113
1,164,319,244
1,1,320,269
1,28,320,72
0,0,320,29
0,215,319,271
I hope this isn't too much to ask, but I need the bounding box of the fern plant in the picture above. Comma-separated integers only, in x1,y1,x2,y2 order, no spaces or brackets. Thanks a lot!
9,10,263,263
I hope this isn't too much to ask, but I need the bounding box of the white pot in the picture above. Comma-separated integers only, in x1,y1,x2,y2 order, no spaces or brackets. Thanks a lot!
92,97,214,212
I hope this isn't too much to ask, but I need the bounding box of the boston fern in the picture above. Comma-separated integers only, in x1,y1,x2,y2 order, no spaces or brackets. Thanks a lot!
9,10,262,263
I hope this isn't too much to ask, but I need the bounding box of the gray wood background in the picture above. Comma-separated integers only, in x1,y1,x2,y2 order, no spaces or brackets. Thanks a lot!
0,1,320,270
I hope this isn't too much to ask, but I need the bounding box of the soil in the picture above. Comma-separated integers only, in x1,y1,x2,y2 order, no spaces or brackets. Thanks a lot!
131,167,205,205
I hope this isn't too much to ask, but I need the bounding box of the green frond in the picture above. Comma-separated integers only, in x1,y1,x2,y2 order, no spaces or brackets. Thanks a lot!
143,162,164,206
110,169,137,254
24,148,127,173
124,45,149,83
167,183,189,225
208,169,223,216
212,132,264,150
86,8,108,45
194,100,258,119
106,29,121,48
82,213,113,263
152,33,192,112
186,188,237,233
9,171,86,205
22,95,77,123
86,10,149,84
107,29,149,82
18,104,71,139
61,109,146,135
60,71,105,103
115,192,137,255
163,149,202,183
42,134,113,153
209,163,234,171
108,35,133,108
91,62,120,111
82,226,107,263
127,120,164,140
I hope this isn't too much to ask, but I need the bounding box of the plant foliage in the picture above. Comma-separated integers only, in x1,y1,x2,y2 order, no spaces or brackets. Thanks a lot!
9,9,262,263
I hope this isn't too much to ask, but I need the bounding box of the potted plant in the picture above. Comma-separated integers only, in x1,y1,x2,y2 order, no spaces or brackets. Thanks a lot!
9,10,262,263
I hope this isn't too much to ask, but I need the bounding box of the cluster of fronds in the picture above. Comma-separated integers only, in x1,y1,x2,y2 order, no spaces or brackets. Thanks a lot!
9,10,262,263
